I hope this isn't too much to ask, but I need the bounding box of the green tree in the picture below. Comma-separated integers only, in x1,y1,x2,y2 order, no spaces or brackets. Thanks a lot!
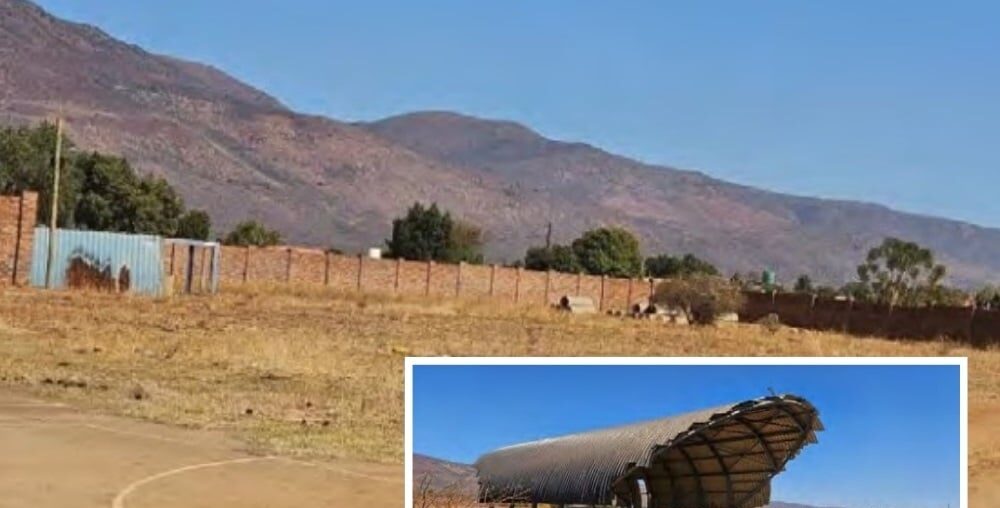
176,210,212,240
524,244,581,273
856,237,947,306
645,253,718,278
385,202,484,263
386,202,452,261
571,227,643,277
223,220,282,246
793,274,813,293
73,152,185,235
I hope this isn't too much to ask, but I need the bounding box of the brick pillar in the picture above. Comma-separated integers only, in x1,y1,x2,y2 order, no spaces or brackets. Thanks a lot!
544,270,552,304
489,264,497,297
243,246,252,282
514,267,522,303
425,260,433,296
323,252,331,286
394,258,402,292
599,275,607,312
626,277,634,308
12,191,38,286
356,254,364,291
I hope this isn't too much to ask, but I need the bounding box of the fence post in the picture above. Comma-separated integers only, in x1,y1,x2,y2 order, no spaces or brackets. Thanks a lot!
284,248,293,283
544,270,552,304
243,246,251,283
456,262,465,297
324,252,331,286
514,267,522,303
425,260,433,296
599,275,607,312
356,254,364,291
394,258,402,292
489,264,497,297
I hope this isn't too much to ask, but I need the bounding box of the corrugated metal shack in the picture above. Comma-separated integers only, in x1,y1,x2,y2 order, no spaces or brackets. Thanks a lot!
29,228,222,296
30,227,165,295
474,394,822,508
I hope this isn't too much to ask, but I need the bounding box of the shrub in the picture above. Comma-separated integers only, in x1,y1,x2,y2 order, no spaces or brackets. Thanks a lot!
652,275,745,325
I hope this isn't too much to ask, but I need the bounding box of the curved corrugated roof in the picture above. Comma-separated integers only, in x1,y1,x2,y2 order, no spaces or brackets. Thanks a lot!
474,394,822,507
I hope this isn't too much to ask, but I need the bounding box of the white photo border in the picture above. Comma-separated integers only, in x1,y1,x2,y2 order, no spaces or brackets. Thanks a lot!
405,356,968,508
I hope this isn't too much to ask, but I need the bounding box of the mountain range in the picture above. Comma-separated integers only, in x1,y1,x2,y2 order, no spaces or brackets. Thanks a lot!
1,0,998,286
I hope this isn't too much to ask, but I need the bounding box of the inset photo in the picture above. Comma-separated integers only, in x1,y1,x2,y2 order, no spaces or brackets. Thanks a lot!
406,358,965,508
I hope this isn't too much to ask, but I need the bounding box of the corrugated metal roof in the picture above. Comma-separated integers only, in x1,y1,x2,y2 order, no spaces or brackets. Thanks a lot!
474,394,822,507
30,227,164,296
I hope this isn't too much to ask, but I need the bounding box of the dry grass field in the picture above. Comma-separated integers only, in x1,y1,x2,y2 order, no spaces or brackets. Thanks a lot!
0,283,997,501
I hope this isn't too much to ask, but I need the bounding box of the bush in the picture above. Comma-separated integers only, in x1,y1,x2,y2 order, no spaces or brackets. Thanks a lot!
223,220,282,246
652,276,745,325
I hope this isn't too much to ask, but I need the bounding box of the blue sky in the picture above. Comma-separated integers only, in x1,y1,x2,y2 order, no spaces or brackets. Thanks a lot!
32,1,1000,228
413,364,960,508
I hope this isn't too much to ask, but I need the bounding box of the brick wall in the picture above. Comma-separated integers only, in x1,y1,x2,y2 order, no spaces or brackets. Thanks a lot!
205,243,1000,346
741,290,1000,346
0,192,37,286
214,246,650,312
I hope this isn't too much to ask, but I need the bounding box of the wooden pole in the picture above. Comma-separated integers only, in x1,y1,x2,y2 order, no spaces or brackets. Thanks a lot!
44,117,63,289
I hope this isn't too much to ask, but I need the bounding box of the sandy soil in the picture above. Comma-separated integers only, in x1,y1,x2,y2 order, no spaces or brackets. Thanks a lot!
0,391,402,508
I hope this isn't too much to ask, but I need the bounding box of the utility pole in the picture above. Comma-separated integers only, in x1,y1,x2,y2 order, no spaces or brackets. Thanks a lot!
544,222,552,249
44,117,63,289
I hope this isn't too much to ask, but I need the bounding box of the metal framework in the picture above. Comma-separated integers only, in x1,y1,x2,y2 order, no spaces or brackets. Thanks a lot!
474,394,822,508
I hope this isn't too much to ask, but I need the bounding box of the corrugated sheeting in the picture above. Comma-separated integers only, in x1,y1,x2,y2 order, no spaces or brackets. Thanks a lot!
30,227,164,296
474,394,822,507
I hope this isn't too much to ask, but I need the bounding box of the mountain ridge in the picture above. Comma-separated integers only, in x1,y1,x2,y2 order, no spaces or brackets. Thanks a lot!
2,0,998,286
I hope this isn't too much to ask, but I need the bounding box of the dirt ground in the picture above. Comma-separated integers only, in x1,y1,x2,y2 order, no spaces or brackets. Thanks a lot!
970,403,1000,505
0,285,995,506
0,391,401,508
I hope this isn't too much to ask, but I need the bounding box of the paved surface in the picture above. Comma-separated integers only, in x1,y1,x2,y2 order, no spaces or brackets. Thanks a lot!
0,392,402,508
970,403,1000,507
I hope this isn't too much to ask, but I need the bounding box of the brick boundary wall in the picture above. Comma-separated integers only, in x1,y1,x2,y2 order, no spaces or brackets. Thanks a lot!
740,290,1000,347
217,245,658,312
1,194,995,347
218,245,1000,346
0,191,38,286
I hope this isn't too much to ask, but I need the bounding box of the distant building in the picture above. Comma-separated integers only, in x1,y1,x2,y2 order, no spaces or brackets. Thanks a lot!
475,394,822,508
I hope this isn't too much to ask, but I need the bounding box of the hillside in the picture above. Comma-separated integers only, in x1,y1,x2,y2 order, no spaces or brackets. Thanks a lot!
413,454,478,494
2,0,999,285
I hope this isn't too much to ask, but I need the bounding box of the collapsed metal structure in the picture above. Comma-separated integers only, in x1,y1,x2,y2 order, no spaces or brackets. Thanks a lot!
474,394,822,508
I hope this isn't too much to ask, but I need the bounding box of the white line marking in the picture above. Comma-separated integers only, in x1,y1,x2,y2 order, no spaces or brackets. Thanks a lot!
110,456,401,508
111,457,272,508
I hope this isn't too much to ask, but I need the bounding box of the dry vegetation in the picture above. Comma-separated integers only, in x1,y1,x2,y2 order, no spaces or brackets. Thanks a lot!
0,283,997,476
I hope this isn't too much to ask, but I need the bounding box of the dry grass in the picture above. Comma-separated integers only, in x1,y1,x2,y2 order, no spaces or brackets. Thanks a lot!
0,283,997,470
